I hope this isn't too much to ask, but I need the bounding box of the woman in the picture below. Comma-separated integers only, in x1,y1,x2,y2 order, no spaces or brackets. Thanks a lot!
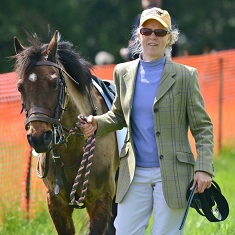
81,7,214,235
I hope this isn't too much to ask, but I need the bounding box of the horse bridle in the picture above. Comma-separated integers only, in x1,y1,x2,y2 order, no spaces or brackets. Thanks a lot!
21,60,97,146
21,60,69,146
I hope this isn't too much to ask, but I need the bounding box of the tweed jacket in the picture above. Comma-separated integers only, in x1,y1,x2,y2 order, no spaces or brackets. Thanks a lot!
95,57,214,209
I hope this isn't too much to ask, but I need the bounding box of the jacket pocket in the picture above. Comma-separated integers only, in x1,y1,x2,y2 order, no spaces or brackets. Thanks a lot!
176,152,195,165
162,92,181,104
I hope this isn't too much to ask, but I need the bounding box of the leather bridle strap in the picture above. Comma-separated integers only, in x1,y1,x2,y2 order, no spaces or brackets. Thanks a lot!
24,115,61,128
28,107,53,117
35,61,62,69
36,61,80,86
23,61,66,129
179,184,198,230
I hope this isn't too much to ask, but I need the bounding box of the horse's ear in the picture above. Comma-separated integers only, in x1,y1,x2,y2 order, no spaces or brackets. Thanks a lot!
46,30,58,62
14,37,25,54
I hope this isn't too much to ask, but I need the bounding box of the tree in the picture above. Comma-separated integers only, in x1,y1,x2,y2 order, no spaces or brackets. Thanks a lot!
164,0,235,54
0,0,234,73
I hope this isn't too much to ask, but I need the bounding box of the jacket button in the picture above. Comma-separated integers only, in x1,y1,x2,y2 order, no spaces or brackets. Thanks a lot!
159,155,164,159
154,108,159,112
156,131,160,136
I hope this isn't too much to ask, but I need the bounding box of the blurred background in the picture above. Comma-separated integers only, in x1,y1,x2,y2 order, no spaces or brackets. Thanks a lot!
0,0,234,72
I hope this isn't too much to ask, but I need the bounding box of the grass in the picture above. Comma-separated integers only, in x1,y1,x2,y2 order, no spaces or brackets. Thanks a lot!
0,148,234,235
0,205,88,235
0,207,54,235
182,148,235,235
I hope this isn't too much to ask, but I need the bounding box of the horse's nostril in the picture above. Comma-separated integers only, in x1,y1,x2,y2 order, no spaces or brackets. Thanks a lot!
26,131,53,152
43,131,53,145
27,134,35,147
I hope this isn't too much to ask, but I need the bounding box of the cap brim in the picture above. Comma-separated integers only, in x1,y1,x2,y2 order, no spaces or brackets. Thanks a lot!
141,17,168,28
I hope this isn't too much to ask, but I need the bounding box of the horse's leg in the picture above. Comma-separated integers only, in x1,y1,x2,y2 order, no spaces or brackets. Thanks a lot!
47,192,75,235
106,197,117,235
87,193,114,235
106,167,119,234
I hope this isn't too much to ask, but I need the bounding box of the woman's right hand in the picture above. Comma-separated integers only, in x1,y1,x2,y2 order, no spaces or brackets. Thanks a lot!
79,115,97,138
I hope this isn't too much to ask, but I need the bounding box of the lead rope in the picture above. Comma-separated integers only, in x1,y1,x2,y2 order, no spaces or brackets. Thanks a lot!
69,115,96,208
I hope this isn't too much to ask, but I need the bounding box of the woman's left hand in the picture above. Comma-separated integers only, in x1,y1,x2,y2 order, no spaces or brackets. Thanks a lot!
190,171,212,193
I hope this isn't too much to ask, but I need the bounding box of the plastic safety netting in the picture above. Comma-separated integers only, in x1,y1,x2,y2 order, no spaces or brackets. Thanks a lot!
1,49,235,217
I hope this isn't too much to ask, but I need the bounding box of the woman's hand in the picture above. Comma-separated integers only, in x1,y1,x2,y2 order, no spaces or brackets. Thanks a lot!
191,171,212,193
79,115,97,138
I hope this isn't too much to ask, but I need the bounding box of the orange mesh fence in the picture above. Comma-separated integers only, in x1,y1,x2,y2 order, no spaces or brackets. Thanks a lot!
0,73,46,218
0,49,235,217
173,50,235,151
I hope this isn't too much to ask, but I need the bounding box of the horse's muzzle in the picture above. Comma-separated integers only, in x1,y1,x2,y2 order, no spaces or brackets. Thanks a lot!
27,130,53,153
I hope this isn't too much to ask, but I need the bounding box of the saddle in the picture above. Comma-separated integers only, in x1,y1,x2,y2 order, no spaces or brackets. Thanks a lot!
92,75,115,104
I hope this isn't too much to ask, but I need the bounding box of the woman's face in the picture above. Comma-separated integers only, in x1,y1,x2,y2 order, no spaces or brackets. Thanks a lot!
138,19,170,61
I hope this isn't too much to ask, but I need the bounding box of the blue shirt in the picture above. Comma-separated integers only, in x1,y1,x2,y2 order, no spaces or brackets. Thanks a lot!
131,56,166,167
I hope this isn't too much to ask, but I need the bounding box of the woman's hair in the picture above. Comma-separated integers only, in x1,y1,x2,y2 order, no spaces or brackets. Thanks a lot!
129,25,180,58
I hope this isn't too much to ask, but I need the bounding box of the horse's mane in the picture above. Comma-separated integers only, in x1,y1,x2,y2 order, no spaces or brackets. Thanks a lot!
14,32,93,92
57,40,93,91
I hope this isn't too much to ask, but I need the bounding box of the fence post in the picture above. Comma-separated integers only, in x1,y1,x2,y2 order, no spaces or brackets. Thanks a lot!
21,149,32,218
218,58,223,153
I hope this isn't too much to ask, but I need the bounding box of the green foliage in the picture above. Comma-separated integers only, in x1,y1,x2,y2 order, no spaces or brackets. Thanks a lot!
1,0,235,73
0,0,140,73
164,0,235,55
0,149,234,234
1,0,234,72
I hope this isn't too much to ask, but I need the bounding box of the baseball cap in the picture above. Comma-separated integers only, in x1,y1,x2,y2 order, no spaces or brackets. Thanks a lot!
139,7,171,30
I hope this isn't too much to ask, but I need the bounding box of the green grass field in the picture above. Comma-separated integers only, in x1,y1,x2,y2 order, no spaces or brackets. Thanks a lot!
0,148,234,235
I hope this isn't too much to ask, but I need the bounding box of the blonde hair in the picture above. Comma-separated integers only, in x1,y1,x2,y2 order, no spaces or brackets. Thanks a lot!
129,26,180,58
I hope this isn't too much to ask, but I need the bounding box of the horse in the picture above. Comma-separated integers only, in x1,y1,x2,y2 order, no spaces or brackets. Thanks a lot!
13,30,119,235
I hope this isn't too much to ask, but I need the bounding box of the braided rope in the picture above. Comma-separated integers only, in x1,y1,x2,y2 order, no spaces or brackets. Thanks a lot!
69,115,96,207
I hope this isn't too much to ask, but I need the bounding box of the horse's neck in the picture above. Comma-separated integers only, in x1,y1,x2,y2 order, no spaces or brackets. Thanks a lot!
62,89,92,126
67,76,108,111
59,81,110,163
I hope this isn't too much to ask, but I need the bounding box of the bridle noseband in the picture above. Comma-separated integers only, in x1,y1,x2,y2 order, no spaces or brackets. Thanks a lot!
21,60,68,146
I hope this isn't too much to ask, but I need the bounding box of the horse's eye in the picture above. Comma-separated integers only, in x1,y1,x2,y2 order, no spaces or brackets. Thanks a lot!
51,80,58,90
17,82,24,93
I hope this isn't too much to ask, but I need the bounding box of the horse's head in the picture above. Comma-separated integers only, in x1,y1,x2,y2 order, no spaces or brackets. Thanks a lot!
14,31,67,153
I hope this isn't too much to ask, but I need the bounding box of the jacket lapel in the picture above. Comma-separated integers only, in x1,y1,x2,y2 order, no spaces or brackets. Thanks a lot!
155,58,176,102
123,59,139,92
121,59,139,126
121,58,176,116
